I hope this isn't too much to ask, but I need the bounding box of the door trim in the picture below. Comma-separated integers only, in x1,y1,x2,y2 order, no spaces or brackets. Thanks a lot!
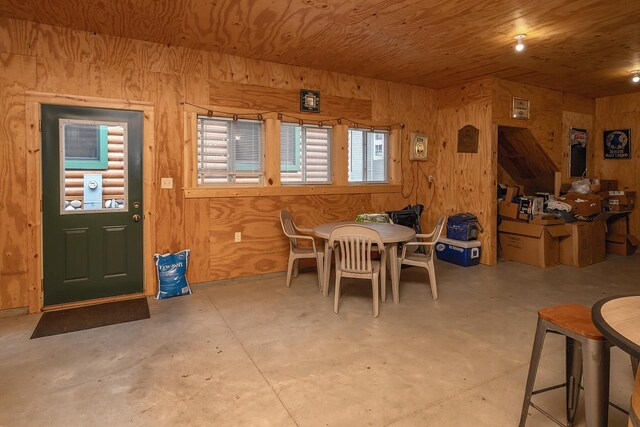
25,91,157,313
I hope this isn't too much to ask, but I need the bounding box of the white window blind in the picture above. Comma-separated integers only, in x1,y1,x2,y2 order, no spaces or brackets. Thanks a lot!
197,116,263,185
281,123,331,184
348,128,388,183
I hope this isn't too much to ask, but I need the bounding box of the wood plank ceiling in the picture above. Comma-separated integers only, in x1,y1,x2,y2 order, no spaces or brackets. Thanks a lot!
2,0,640,97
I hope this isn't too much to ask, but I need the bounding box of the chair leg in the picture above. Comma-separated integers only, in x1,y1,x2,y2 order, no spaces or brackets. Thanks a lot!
372,273,379,318
333,270,342,314
293,259,300,277
519,318,548,427
381,251,387,303
316,254,324,290
565,337,583,427
427,258,438,300
582,338,609,427
286,255,295,288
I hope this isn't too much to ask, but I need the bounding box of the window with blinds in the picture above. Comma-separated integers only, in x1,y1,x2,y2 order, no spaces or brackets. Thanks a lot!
281,123,331,184
348,128,388,183
197,116,263,185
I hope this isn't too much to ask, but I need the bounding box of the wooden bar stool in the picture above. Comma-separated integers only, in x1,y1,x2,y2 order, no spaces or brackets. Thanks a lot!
519,304,610,427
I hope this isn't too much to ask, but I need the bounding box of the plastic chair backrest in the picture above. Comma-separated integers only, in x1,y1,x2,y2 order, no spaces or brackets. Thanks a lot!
429,215,447,244
329,225,384,274
279,210,298,247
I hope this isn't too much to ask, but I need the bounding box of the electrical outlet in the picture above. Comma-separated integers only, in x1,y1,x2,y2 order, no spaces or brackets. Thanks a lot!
234,232,242,243
161,177,173,189
428,175,434,183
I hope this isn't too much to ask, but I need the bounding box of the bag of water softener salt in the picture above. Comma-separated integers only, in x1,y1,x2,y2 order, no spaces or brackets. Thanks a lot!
154,249,192,299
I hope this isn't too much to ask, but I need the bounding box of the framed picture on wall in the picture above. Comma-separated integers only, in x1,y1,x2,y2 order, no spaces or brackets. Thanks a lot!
603,129,631,159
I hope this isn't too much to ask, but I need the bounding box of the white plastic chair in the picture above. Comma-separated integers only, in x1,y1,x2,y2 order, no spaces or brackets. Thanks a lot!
398,215,447,300
279,210,324,289
329,225,385,317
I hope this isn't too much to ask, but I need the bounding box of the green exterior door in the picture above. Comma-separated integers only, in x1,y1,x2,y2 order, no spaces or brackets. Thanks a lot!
41,105,144,306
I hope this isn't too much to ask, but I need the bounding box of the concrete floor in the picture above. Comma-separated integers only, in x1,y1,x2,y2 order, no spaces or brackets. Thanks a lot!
1,255,639,426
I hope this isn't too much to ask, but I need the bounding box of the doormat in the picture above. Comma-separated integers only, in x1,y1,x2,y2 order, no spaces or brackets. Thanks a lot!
31,298,150,339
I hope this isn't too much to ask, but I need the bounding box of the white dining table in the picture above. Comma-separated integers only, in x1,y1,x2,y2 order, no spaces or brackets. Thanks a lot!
313,222,416,304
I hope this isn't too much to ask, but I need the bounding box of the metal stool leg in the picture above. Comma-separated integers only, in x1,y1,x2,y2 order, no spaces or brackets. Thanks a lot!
631,356,639,377
520,318,548,427
582,338,610,427
566,337,583,427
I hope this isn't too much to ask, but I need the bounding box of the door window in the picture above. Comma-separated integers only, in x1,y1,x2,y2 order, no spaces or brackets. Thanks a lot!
59,119,128,213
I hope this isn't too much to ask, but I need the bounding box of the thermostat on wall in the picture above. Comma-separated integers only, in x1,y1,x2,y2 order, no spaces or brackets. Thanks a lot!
410,133,428,161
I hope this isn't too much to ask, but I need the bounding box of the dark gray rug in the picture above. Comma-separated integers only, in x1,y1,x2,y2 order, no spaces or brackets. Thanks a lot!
31,298,150,339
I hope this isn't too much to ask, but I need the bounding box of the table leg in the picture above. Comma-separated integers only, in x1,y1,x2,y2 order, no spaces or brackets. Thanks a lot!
389,243,399,304
322,241,332,297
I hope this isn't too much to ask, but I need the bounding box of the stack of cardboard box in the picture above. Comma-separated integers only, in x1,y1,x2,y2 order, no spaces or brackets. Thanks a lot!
498,185,608,268
598,183,638,255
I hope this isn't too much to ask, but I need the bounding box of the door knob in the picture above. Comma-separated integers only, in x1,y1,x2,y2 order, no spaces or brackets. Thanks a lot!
132,214,141,222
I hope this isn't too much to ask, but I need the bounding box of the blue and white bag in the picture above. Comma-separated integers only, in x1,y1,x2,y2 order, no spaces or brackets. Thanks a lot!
154,249,192,299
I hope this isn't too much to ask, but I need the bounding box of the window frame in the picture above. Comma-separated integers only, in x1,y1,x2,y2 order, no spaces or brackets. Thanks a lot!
280,122,332,185
63,123,109,170
347,127,389,184
196,115,264,186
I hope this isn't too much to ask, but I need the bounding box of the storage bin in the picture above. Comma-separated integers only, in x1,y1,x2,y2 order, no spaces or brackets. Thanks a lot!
446,213,480,241
435,238,481,267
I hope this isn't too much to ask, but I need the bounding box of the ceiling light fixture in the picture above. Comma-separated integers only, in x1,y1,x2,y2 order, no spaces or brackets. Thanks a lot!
514,34,526,52
632,70,640,83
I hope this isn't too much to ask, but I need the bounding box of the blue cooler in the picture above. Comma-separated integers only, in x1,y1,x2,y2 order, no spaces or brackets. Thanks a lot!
446,213,480,241
435,238,481,267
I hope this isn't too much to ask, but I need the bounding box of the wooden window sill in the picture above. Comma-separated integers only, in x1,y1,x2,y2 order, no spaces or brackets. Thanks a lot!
183,184,402,198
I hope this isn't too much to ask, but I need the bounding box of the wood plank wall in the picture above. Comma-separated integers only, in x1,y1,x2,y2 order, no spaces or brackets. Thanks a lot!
0,17,618,312
492,79,595,185
433,80,497,265
0,16,457,310
594,93,640,237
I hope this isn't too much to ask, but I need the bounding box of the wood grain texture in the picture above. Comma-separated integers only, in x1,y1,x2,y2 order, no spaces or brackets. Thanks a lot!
4,0,638,97
1,16,510,312
433,89,497,265
209,80,373,120
498,126,559,194
493,79,595,187
594,92,640,237
0,16,36,56
0,53,36,310
207,194,371,280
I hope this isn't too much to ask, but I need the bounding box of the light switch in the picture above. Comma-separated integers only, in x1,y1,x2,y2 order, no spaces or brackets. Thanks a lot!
161,177,173,189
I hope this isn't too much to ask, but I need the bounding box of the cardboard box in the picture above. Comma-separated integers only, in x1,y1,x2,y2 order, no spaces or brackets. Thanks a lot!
530,214,565,225
603,190,636,212
498,186,521,219
562,192,603,217
559,220,607,267
498,220,571,268
606,234,639,256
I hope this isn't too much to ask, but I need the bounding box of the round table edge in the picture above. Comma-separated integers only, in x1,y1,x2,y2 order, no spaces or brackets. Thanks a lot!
592,295,640,360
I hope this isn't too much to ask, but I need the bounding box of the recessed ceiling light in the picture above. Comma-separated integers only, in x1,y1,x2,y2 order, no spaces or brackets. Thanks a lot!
632,70,640,83
514,34,526,52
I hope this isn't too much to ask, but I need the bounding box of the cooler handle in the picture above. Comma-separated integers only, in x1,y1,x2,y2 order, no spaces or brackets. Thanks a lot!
471,248,480,259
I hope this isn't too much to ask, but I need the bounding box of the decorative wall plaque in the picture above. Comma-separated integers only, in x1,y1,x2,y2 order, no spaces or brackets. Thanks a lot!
512,97,530,119
300,89,320,113
457,125,479,153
